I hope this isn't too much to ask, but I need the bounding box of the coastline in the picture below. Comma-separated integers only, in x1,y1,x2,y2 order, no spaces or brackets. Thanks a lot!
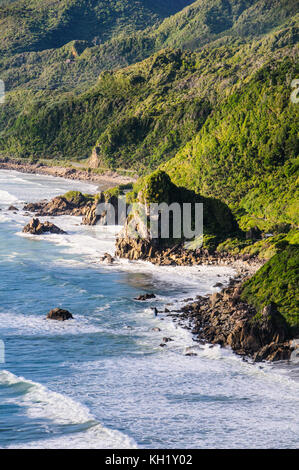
2,168,297,364
0,158,137,190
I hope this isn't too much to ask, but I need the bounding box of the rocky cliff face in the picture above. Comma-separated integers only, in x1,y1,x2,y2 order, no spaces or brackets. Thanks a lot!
180,281,293,362
115,170,239,264
23,190,123,227
23,193,93,217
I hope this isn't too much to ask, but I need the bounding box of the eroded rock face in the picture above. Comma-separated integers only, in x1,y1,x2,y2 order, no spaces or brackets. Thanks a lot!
47,308,73,321
115,170,243,267
82,193,123,226
23,218,66,235
23,194,93,217
179,280,293,362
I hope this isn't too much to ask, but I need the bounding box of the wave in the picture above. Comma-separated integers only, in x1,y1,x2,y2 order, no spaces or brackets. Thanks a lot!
0,190,19,205
0,370,136,449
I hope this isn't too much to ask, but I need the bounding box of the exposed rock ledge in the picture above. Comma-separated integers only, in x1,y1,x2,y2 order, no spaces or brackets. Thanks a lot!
23,194,93,218
115,237,261,270
23,218,66,235
176,278,295,362
23,191,121,226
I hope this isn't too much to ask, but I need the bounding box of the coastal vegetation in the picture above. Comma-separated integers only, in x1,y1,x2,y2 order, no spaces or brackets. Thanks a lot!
0,0,298,354
242,244,299,330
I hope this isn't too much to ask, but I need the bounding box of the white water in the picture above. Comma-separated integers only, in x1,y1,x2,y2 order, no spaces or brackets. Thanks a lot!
0,169,298,449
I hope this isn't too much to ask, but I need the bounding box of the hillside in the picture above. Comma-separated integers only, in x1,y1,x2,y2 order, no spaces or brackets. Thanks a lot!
0,0,298,94
162,57,299,231
0,1,298,336
0,1,298,233
0,0,194,56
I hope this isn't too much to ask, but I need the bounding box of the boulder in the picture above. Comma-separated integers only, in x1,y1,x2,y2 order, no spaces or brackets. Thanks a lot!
162,337,173,343
100,253,114,264
8,205,18,211
134,293,156,301
23,218,66,235
47,308,73,321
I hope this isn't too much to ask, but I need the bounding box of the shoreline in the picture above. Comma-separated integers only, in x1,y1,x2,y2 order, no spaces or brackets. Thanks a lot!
2,170,297,364
0,158,138,190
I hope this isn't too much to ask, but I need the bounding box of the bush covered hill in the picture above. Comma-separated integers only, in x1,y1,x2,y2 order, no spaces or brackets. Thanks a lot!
162,57,299,231
242,244,299,331
0,0,298,331
1,19,297,163
0,0,297,95
1,17,298,235
0,0,194,56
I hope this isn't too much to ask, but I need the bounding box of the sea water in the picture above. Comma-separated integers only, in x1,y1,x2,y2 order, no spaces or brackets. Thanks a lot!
0,169,298,449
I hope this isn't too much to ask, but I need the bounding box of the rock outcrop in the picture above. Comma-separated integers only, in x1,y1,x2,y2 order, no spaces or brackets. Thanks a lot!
23,190,124,227
47,308,73,321
134,293,156,301
178,279,294,362
82,191,124,226
99,253,115,264
23,218,66,235
23,192,93,217
115,170,240,266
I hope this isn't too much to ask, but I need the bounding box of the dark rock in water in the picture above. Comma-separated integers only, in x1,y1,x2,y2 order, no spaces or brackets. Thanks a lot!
100,253,114,264
23,218,66,235
8,205,18,211
47,308,73,321
151,327,161,332
213,282,223,287
185,352,198,357
134,293,156,301
160,343,167,347
153,307,158,316
162,337,173,343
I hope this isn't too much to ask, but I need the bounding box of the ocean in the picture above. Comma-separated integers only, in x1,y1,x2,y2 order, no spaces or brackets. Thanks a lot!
0,169,298,449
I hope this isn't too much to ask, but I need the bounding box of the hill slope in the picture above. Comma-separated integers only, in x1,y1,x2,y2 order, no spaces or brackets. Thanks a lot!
1,0,298,94
0,0,194,56
162,57,299,231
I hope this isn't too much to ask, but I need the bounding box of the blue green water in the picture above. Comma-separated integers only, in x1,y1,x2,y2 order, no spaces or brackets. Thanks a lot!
0,169,298,449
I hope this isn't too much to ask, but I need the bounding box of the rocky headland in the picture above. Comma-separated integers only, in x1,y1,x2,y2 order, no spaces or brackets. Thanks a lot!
176,278,295,362
17,170,298,363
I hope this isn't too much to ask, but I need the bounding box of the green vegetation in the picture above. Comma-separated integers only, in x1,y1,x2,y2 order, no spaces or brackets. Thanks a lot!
217,229,299,260
0,0,193,56
1,0,297,94
0,0,298,337
241,244,299,330
163,58,299,231
127,169,239,245
62,190,95,204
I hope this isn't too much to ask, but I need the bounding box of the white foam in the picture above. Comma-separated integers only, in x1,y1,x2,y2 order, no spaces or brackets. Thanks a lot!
0,370,136,449
0,310,103,336
9,425,136,449
0,189,19,205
